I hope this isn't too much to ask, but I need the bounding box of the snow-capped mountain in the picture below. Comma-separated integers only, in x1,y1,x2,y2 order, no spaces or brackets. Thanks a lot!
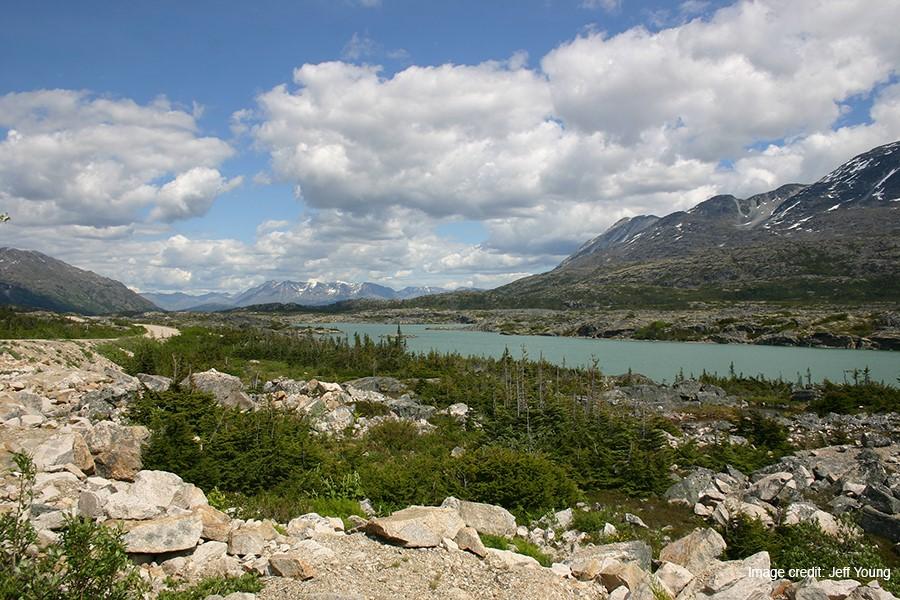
143,280,450,311
455,139,900,307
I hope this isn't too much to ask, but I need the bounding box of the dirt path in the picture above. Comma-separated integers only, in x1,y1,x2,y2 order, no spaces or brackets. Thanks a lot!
139,324,180,339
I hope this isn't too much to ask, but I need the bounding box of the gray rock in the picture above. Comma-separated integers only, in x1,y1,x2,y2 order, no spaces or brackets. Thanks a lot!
366,506,465,548
665,468,716,506
441,497,517,537
227,521,278,556
84,421,148,481
659,528,726,574
858,505,900,542
454,526,487,557
32,432,94,474
182,369,254,410
122,513,203,554
137,373,172,392
343,376,406,395
862,484,900,515
568,540,652,571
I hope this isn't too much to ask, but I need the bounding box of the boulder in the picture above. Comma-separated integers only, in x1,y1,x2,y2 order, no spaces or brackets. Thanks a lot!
31,432,94,474
181,369,254,410
122,513,203,554
858,505,900,543
227,520,279,556
656,561,695,596
658,528,726,574
286,513,342,538
747,471,796,504
195,504,231,542
268,552,316,579
441,497,517,537
568,540,652,571
454,526,487,557
136,373,172,392
366,506,465,548
665,468,716,506
485,548,540,570
695,552,772,600
783,503,841,536
793,579,860,600
862,484,900,515
105,470,204,520
342,376,405,395
84,421,148,481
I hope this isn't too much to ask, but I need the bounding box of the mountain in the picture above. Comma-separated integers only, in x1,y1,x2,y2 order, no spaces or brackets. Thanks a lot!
140,291,235,312
143,281,451,311
412,140,900,309
0,248,158,315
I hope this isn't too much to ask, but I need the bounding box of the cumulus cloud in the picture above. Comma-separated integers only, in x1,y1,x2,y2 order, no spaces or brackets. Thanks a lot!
6,0,900,294
240,0,900,271
0,90,238,228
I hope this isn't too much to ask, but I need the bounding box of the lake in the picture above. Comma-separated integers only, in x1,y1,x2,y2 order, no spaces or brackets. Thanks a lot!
302,322,900,385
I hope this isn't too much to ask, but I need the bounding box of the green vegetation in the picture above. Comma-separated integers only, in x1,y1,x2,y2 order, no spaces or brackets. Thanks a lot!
0,307,143,339
107,326,688,521
722,515,899,593
157,574,261,600
0,453,147,600
478,534,553,567
810,380,900,414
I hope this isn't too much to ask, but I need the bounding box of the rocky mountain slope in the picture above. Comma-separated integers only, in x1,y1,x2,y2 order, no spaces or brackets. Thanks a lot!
416,140,900,309
145,281,450,311
0,247,158,314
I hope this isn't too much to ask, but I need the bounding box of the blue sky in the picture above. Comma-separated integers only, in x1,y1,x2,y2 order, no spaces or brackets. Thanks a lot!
1,0,898,292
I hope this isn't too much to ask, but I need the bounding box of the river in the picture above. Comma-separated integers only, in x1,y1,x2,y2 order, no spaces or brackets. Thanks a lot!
301,322,900,385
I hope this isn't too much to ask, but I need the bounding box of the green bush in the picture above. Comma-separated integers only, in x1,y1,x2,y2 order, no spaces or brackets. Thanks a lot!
810,381,900,415
478,534,552,567
0,454,146,600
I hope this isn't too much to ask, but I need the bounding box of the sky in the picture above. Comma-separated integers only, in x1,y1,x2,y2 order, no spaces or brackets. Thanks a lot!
1,0,899,294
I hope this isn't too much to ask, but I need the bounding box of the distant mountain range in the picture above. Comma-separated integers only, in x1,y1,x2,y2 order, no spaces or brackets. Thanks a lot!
0,248,157,315
411,140,900,309
143,280,452,312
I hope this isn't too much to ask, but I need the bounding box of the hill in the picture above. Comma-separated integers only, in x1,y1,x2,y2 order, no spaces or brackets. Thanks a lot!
0,248,158,314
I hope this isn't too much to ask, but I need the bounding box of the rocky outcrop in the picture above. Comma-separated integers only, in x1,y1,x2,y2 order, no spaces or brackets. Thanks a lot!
441,496,517,537
182,369,255,410
365,506,466,548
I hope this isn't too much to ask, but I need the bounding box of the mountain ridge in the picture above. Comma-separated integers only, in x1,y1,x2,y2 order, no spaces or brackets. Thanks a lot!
143,280,453,311
409,140,900,309
0,248,158,315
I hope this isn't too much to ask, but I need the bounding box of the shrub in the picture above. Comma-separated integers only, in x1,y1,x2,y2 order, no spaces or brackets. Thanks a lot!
0,453,147,600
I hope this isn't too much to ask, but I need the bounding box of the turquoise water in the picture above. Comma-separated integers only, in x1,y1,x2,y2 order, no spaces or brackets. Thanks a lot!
302,322,900,385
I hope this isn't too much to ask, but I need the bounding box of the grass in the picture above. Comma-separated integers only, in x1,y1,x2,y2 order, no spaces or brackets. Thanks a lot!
478,533,553,567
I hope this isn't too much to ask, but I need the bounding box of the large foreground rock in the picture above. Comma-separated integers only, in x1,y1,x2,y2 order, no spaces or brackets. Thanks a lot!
441,496,517,537
122,513,203,554
659,528,726,574
105,470,206,520
366,506,465,548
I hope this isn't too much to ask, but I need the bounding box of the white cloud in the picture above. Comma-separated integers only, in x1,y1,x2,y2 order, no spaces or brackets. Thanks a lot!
581,0,622,13
5,0,900,294
341,32,378,61
0,90,237,228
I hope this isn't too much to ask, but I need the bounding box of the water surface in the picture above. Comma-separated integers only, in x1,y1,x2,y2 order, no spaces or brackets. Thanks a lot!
302,322,900,385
